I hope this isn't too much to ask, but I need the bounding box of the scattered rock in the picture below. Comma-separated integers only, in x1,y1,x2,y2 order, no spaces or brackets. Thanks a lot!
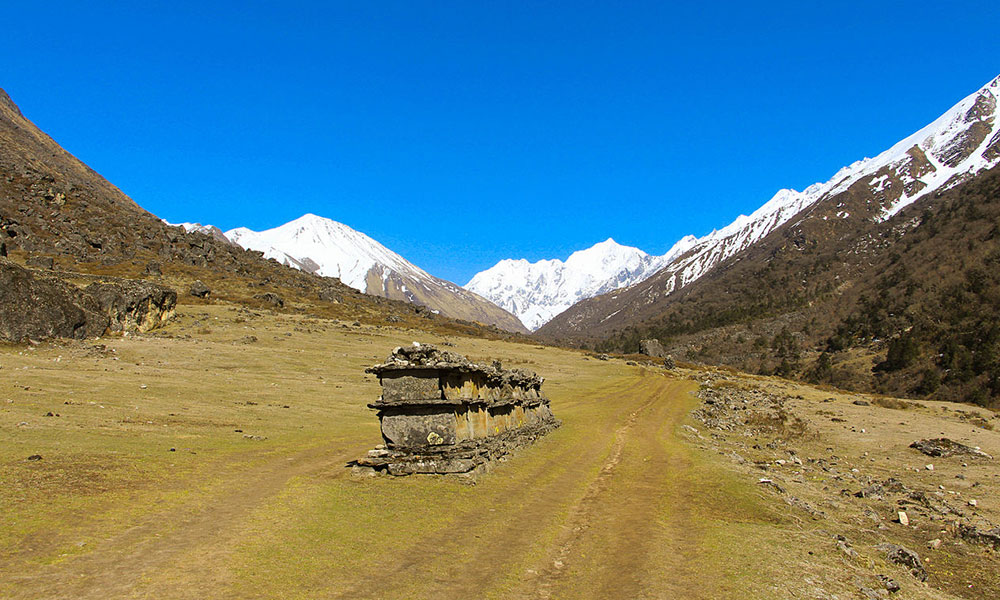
597,354,609,361
876,574,900,594
878,543,927,581
25,255,55,270
758,478,785,494
144,261,162,275
927,538,942,549
853,399,871,406
909,438,993,459
189,280,210,298
26,454,42,461
957,524,1000,549
897,511,909,526
318,288,341,303
837,536,858,557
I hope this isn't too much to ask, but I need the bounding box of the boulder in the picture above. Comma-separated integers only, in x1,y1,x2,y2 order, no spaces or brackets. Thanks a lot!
910,438,993,459
189,280,210,298
0,261,176,342
878,543,927,581
25,255,55,270
318,287,341,303
253,292,284,308
639,339,666,357
0,260,107,341
83,280,176,333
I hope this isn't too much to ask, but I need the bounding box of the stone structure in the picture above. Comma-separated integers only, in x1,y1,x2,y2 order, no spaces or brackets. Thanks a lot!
351,344,559,477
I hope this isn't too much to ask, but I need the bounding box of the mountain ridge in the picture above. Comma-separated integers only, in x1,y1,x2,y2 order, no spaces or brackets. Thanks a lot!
538,73,1000,342
222,213,529,333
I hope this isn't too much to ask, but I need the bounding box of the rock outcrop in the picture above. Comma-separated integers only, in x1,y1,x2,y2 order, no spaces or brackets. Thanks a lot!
639,338,666,357
351,344,559,477
0,260,175,341
83,279,176,333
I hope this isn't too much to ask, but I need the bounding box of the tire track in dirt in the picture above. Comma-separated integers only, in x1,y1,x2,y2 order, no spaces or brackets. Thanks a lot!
513,377,703,600
329,377,647,600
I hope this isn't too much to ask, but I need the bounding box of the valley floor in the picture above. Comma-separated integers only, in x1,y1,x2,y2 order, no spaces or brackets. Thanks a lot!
1,305,998,599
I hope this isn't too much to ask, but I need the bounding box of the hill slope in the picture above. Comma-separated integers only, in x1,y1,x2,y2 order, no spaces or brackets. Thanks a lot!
539,75,1000,406
0,87,522,339
539,74,1000,343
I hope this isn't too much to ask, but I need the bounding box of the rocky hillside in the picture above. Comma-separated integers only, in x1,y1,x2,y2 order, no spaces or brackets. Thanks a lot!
226,214,528,333
540,75,1000,342
0,87,524,341
539,75,1000,407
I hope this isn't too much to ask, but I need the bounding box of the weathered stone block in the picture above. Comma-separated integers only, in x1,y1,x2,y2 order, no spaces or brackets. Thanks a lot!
353,344,559,478
380,408,456,448
381,370,441,401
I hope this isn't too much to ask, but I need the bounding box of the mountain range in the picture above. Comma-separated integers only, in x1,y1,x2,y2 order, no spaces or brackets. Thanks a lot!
469,75,1000,335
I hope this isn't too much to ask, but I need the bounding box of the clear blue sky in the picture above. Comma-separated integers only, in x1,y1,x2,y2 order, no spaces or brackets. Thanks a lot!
4,1,998,284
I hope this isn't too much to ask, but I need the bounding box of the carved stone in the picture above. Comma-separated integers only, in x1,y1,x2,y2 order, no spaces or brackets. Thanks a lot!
350,343,559,477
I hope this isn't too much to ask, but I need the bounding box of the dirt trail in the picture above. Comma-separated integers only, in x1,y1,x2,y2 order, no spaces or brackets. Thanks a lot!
6,442,353,600
7,373,707,600
333,375,705,600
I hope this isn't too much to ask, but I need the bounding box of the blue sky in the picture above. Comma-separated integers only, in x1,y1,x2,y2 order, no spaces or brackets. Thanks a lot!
4,1,998,284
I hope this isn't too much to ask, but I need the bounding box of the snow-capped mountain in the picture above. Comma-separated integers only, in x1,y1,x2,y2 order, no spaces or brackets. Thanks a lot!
624,73,1000,303
539,73,1000,340
466,237,696,331
223,214,528,333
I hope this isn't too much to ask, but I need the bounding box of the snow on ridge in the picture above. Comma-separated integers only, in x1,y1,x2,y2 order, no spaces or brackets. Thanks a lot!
224,214,432,291
473,74,1000,332
465,238,679,331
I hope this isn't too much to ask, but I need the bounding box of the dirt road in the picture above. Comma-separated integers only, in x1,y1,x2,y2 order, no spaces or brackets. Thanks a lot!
5,372,715,599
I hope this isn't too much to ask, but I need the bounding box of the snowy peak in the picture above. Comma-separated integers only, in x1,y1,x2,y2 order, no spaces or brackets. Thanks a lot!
537,73,1000,340
221,214,528,333
223,214,430,289
482,74,1000,335
466,238,675,331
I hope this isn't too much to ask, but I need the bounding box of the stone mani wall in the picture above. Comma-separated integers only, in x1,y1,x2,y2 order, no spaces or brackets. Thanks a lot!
351,344,558,477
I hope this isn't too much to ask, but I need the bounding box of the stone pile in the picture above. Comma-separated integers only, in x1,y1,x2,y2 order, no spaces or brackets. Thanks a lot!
351,343,559,477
